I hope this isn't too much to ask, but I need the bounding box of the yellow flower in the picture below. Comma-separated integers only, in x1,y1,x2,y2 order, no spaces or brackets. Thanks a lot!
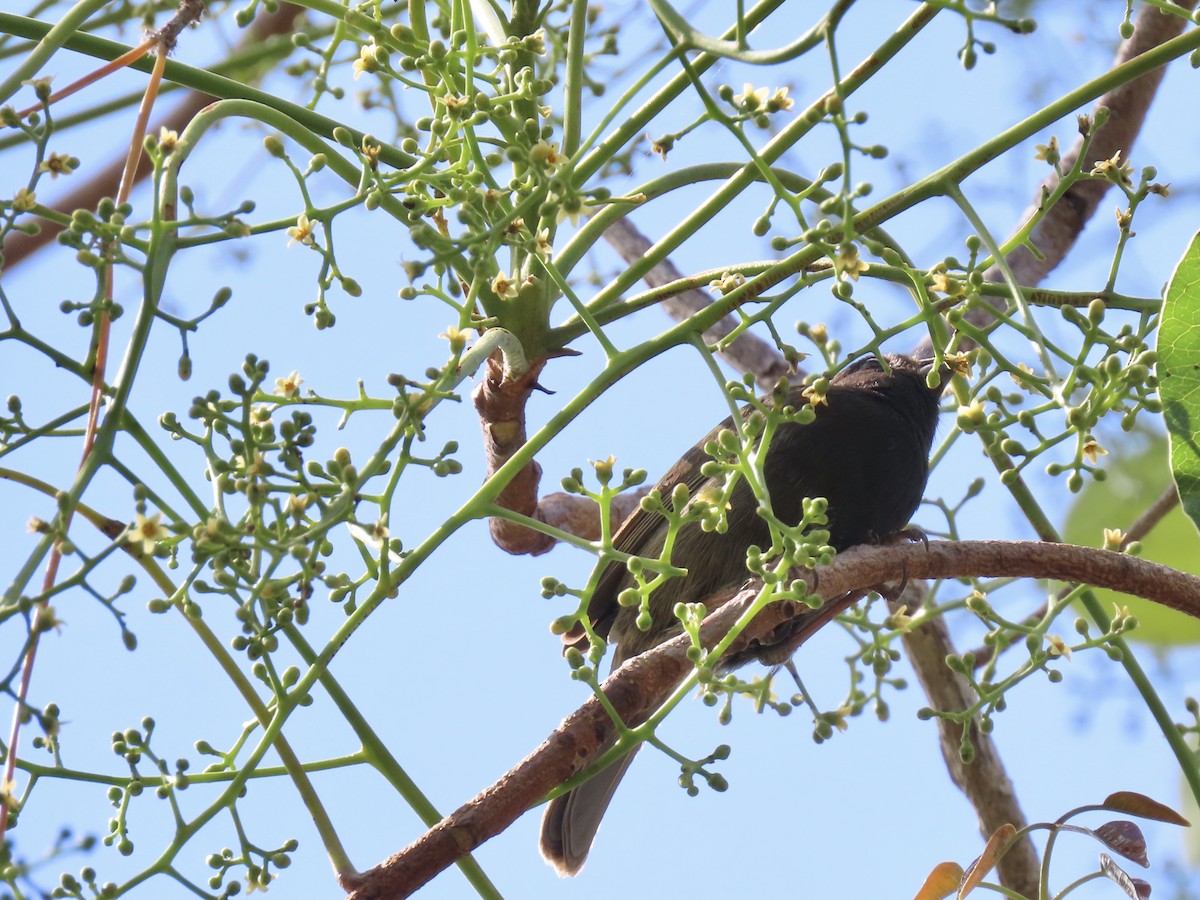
801,384,828,407
198,517,223,541
1090,150,1133,187
478,188,504,207
346,519,402,564
441,94,468,115
769,87,794,112
591,456,616,481
530,140,566,170
275,370,303,398
1103,528,1125,550
287,213,315,247
130,512,168,555
12,187,36,212
439,325,471,351
1033,135,1059,163
555,195,583,227
525,29,547,55
956,400,986,432
491,272,519,299
287,493,313,518
1010,362,1035,387
836,244,869,281
157,127,178,153
1081,439,1107,464
241,449,266,477
829,705,850,732
532,228,553,258
1046,634,1071,660
1114,207,1132,230
37,152,75,178
929,271,962,296
352,44,378,80
0,779,19,809
708,271,745,295
733,83,769,111
943,353,972,379
965,590,989,614
33,604,63,634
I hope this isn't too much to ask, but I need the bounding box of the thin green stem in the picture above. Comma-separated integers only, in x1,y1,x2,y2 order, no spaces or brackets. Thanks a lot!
648,0,851,64
0,12,417,171
281,622,503,898
0,0,111,103
574,0,789,183
560,0,587,158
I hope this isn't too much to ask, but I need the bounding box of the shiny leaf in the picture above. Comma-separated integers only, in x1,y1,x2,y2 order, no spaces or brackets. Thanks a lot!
913,861,963,900
1095,820,1149,867
958,823,1016,898
1102,791,1190,826
1099,852,1151,899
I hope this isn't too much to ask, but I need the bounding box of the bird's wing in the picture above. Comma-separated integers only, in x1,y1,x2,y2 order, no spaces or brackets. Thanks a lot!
565,413,734,649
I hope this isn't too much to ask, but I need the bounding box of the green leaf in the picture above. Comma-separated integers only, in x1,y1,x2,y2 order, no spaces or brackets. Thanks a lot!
1158,230,1200,537
1063,433,1200,645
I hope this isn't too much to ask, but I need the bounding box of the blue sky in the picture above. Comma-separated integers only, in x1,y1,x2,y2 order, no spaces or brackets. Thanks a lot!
3,2,1200,898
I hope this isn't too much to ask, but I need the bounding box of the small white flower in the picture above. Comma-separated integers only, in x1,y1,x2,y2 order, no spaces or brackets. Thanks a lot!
130,512,168,555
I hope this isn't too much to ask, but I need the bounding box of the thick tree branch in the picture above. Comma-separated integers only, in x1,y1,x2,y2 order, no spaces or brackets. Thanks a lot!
345,540,1200,899
997,0,1196,288
459,6,1197,891
896,582,1041,896
970,481,1180,671
602,217,795,392
901,9,1195,892
913,0,1195,362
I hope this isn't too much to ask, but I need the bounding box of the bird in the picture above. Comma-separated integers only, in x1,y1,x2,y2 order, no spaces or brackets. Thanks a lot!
539,353,945,876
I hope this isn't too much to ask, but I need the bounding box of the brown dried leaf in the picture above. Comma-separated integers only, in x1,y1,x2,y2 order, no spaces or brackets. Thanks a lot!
1095,820,1150,867
958,823,1017,898
1102,791,1190,826
913,861,964,900
1099,852,1152,899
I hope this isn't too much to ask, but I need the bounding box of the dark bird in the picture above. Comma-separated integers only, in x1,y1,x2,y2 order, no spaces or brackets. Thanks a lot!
540,354,945,876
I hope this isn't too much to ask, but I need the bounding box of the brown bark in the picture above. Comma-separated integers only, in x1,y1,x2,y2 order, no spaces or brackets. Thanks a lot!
912,0,1196,361
602,216,795,393
899,594,1041,894
902,9,1195,893
471,354,553,554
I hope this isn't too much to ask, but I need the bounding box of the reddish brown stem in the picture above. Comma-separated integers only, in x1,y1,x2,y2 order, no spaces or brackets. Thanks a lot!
471,354,553,554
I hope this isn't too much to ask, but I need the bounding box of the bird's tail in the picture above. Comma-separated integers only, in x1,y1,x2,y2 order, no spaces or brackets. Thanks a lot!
538,748,639,876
